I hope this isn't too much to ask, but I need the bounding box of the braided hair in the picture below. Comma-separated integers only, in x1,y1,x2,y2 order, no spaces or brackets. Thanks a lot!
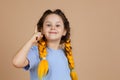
37,9,78,80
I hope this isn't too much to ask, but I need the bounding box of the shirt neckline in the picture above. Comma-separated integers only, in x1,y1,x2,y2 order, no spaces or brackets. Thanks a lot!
47,47,63,52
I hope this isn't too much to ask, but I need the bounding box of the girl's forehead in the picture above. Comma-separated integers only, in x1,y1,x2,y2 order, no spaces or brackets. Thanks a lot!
44,14,63,23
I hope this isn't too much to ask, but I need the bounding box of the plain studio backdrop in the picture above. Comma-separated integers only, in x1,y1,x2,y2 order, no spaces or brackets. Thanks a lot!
0,0,120,80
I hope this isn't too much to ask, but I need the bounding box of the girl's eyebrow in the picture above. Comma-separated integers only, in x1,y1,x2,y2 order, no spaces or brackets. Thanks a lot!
56,21,61,24
44,21,51,23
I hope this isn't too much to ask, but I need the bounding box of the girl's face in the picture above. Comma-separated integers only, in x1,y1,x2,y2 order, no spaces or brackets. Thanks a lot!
42,14,66,42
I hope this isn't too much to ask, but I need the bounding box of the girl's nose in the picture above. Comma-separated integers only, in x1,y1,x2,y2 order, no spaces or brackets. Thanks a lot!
51,25,55,30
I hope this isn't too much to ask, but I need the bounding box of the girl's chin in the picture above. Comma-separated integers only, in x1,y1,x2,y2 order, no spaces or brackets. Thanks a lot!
46,38,60,42
45,35,61,41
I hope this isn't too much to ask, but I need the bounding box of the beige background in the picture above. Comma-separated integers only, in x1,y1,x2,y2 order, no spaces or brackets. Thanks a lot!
0,0,120,80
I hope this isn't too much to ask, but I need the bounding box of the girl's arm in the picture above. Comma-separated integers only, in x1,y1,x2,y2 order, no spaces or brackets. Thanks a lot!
12,28,42,68
12,39,33,68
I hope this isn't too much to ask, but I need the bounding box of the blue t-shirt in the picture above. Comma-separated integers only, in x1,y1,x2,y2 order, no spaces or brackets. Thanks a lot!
24,45,71,80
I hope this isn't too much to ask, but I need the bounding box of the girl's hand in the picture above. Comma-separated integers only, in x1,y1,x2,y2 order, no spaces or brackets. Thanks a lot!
30,26,43,44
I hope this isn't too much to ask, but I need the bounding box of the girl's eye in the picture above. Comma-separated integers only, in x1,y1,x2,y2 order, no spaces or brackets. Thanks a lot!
46,24,51,27
56,25,60,27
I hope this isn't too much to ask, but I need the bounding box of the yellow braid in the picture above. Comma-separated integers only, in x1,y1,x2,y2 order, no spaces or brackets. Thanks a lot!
37,39,48,80
65,39,78,80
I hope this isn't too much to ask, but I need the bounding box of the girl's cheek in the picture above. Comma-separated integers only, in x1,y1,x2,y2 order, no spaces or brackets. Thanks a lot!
42,28,48,34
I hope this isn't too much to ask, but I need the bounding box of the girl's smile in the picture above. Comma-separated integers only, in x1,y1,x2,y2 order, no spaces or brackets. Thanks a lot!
49,30,58,34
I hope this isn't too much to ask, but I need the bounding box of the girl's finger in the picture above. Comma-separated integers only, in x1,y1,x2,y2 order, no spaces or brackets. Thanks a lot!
35,32,42,41
34,26,38,33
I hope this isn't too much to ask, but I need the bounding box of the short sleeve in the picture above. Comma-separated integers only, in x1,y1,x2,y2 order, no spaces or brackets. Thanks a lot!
24,45,40,70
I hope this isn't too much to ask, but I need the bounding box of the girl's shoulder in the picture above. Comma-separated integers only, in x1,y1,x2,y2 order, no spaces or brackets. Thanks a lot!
31,45,38,50
32,45,37,48
29,45,39,56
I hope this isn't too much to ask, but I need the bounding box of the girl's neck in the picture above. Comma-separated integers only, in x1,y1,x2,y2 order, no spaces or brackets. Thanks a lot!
47,40,61,50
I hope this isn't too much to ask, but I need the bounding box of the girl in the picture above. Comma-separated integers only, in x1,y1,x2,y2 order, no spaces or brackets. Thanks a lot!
12,9,78,80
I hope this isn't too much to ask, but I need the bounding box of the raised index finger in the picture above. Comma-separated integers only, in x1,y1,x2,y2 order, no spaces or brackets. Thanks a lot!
34,26,38,33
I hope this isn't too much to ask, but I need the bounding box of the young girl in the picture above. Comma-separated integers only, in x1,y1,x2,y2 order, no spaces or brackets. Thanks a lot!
12,9,78,80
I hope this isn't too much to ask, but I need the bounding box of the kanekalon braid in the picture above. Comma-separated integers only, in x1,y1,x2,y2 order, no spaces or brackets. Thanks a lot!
65,39,78,80
37,39,48,80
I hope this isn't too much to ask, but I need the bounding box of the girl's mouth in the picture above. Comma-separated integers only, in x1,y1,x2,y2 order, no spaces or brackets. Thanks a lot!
49,32,57,34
